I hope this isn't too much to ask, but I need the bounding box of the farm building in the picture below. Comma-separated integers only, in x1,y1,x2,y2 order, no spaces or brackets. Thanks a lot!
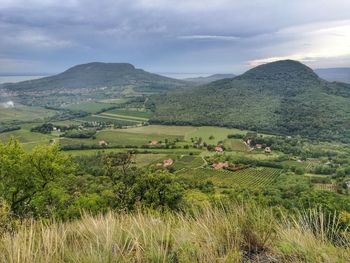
212,162,229,170
214,146,224,153
256,144,262,149
163,159,174,167
345,181,350,189
150,140,158,145
98,140,108,147
265,147,272,153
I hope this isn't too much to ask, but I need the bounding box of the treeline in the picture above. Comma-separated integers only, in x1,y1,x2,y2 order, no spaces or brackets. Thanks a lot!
0,125,20,133
1,140,350,224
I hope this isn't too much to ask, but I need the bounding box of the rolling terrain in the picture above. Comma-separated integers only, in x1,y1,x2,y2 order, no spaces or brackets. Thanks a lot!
150,60,350,142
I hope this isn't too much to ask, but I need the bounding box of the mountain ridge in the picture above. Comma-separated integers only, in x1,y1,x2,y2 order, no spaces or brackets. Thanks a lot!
0,62,188,92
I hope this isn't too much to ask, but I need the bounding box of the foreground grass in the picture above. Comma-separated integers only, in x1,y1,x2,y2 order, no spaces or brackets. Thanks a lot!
0,205,349,263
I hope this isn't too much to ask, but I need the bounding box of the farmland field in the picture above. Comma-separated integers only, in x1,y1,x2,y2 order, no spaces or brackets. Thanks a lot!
185,126,246,144
79,115,140,126
178,167,282,189
0,105,57,123
60,129,183,148
223,139,249,151
117,125,197,136
104,109,153,119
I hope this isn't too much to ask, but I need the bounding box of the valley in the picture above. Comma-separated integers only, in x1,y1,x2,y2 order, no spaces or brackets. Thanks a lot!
1,60,350,262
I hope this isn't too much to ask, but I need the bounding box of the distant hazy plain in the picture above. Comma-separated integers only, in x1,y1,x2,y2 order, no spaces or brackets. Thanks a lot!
0,76,47,84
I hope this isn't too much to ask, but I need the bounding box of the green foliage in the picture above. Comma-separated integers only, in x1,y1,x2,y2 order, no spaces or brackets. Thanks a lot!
0,139,75,217
62,129,97,138
30,123,54,134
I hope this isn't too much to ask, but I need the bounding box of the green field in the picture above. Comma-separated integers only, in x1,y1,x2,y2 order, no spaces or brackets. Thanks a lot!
65,148,202,156
223,139,249,151
118,125,197,136
79,115,140,126
0,105,56,123
185,126,247,144
60,129,183,148
178,167,282,189
104,109,153,119
0,129,53,150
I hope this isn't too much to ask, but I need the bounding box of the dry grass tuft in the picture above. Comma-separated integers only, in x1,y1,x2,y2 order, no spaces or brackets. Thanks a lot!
0,205,349,263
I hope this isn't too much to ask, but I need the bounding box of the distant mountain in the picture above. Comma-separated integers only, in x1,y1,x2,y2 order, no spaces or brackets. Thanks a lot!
150,60,350,142
0,62,190,107
314,68,350,83
184,74,236,84
1,62,187,93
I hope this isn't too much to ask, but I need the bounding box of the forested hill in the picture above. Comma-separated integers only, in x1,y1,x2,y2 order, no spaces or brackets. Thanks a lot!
150,60,350,142
1,62,188,92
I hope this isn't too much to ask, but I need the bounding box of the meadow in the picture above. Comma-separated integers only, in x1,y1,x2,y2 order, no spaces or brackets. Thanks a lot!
0,205,348,263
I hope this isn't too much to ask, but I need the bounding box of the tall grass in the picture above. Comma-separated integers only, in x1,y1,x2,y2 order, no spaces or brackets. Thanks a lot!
0,204,349,263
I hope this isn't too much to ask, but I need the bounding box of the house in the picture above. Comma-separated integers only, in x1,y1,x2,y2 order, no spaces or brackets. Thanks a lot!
150,140,158,145
214,146,224,153
98,140,108,147
345,181,350,189
256,144,262,149
246,139,252,146
163,159,174,167
212,162,229,170
265,147,272,153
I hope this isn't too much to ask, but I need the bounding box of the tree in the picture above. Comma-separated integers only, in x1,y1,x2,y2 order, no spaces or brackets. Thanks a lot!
0,139,75,217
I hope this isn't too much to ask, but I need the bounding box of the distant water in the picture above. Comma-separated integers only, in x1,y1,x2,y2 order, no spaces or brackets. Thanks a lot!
0,75,46,84
157,72,212,79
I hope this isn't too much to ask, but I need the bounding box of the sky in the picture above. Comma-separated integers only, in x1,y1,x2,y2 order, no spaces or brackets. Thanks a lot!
1,0,350,76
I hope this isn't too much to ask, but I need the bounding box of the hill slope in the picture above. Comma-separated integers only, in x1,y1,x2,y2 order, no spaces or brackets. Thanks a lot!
150,60,350,142
1,62,187,93
315,68,350,83
185,73,236,84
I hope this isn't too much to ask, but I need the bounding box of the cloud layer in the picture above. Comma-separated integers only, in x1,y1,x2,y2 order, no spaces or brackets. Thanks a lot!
1,0,350,74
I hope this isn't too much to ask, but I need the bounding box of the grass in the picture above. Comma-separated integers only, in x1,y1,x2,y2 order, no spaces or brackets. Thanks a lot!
79,116,140,126
104,109,153,119
119,125,197,136
59,129,183,148
223,139,249,152
64,148,202,156
0,129,53,150
0,105,56,123
185,126,247,144
0,205,348,263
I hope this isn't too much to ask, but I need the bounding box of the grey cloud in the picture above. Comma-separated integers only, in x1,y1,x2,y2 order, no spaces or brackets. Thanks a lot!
0,0,350,74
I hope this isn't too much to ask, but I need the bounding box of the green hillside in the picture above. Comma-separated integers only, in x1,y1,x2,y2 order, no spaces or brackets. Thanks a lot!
1,62,187,92
150,60,350,142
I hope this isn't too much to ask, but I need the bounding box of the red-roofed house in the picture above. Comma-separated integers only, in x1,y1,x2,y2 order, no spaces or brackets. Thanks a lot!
163,159,174,167
98,140,108,147
150,140,158,145
256,144,262,149
214,146,224,153
212,162,229,170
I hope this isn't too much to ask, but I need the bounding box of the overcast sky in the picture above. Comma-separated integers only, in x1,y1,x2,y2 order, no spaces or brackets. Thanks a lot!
1,0,350,75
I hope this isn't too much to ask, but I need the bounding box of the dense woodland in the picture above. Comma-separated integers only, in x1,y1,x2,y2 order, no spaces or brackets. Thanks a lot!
150,60,350,143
